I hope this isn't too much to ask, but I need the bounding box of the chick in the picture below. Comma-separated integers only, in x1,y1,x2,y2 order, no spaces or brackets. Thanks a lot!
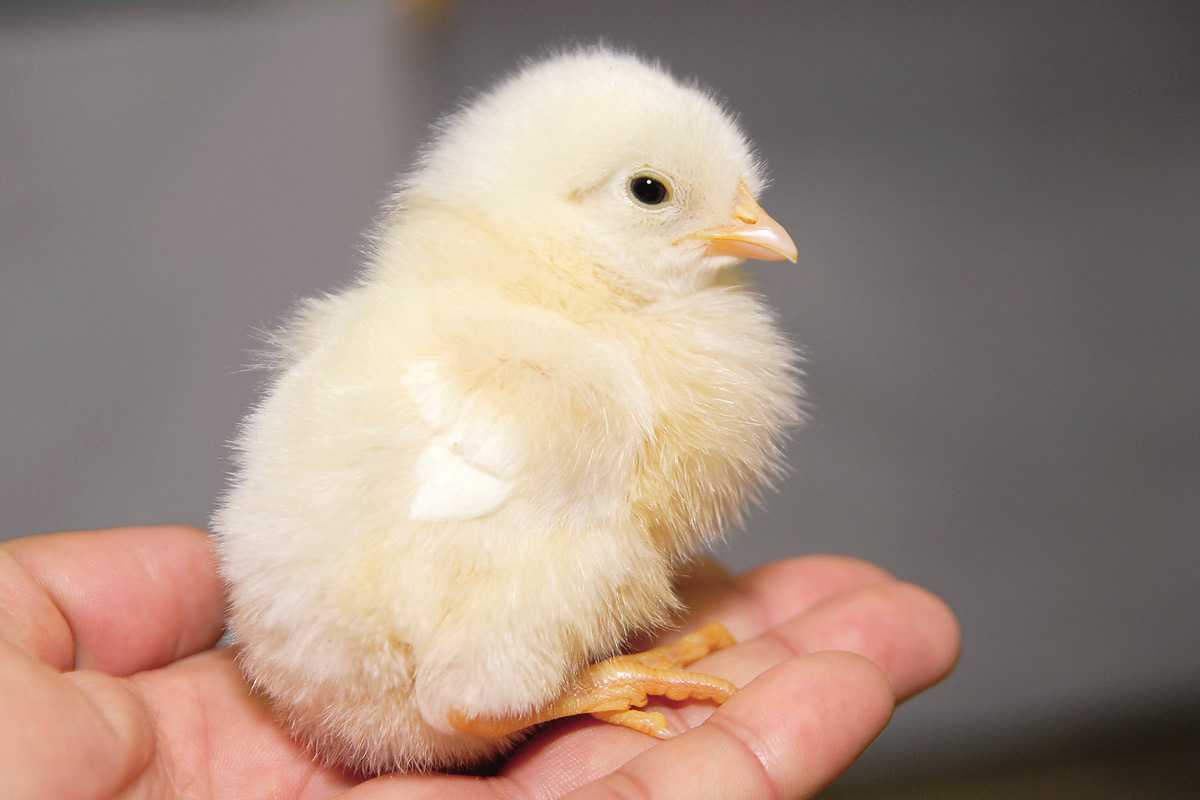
214,47,801,774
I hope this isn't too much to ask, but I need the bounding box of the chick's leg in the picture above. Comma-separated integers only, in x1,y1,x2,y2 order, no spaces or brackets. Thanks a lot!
449,623,737,739
576,621,738,738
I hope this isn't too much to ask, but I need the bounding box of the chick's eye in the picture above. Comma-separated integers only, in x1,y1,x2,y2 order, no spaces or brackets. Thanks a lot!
628,174,670,207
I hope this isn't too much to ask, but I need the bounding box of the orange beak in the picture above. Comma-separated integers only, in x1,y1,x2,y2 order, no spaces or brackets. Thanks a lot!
686,182,798,262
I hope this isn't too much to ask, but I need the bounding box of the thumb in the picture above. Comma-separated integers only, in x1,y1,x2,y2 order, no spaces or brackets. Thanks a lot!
1,641,156,800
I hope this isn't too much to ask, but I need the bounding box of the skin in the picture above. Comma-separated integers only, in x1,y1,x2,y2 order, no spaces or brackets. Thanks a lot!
0,525,960,799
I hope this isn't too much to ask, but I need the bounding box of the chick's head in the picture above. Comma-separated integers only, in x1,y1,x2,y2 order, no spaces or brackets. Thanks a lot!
402,47,796,297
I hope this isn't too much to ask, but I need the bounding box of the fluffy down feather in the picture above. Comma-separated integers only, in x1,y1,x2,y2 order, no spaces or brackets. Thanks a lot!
214,46,802,773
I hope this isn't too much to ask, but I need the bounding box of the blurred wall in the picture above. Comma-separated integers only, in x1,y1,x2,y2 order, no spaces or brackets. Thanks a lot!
2,0,1198,781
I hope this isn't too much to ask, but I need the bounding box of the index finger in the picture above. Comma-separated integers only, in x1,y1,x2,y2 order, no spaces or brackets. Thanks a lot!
561,652,895,800
0,526,225,674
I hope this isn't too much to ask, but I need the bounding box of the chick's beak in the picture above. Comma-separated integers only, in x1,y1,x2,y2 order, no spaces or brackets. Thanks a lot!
688,182,798,263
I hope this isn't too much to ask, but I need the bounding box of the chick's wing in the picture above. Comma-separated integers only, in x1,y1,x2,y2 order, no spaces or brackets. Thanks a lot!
402,358,523,521
397,309,655,532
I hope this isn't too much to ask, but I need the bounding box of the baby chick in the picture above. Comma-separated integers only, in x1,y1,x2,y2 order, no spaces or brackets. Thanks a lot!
215,46,801,774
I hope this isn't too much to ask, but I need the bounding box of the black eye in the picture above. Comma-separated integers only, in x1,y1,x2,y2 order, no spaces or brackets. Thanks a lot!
628,174,670,207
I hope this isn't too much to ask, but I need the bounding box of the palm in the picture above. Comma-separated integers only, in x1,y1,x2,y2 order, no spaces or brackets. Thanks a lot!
1,527,958,800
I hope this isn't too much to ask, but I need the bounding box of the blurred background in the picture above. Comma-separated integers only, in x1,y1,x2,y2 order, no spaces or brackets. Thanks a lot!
2,1,1197,795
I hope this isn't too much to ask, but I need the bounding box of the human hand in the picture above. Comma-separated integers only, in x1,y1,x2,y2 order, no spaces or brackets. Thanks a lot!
1,526,959,799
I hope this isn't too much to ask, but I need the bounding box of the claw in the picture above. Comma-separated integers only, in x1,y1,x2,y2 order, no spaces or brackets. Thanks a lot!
592,708,674,739
448,622,738,739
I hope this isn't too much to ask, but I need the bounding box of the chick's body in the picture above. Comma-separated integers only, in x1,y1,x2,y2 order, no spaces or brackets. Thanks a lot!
215,49,801,773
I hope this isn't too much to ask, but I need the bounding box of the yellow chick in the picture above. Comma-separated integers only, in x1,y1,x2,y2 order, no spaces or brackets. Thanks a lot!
215,46,801,774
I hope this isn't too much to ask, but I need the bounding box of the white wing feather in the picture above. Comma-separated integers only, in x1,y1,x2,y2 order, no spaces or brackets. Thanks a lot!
401,359,523,521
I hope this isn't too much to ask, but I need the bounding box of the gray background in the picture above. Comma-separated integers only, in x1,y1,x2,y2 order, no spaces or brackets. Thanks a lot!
3,0,1197,785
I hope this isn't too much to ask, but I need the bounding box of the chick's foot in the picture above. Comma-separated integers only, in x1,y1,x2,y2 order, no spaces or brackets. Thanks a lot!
449,622,737,739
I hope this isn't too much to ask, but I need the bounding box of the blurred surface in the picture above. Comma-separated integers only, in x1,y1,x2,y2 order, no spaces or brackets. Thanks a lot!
2,0,1198,791
825,701,1200,798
